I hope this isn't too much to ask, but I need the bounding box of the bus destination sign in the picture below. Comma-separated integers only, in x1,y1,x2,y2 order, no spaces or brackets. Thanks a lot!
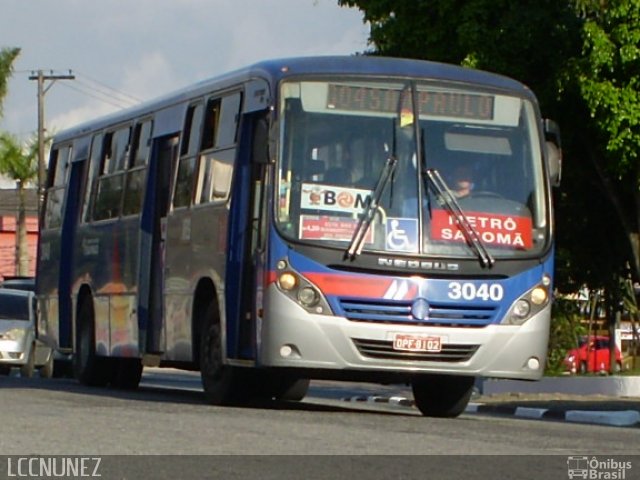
327,84,494,120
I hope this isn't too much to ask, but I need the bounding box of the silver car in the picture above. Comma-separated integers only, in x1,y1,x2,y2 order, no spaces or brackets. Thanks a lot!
0,288,53,378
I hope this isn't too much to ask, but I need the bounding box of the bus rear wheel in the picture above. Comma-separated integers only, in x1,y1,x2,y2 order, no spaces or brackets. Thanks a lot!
200,302,248,405
411,374,475,418
74,297,112,387
112,358,143,389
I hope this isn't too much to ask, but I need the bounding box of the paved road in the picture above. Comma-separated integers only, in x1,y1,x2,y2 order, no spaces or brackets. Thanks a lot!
1,369,638,479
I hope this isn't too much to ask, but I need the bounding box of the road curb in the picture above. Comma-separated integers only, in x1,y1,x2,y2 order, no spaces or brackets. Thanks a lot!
342,395,640,427
468,402,640,427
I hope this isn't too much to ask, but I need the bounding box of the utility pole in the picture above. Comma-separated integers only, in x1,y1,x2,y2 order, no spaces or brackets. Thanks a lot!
28,70,75,213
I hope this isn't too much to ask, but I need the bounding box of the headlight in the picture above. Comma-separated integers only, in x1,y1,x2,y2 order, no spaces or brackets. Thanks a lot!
275,259,332,315
278,272,298,291
512,299,531,319
530,287,548,305
2,328,27,341
503,282,550,325
297,287,319,307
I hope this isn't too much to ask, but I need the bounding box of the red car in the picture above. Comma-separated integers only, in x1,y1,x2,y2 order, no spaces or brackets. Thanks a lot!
564,335,623,374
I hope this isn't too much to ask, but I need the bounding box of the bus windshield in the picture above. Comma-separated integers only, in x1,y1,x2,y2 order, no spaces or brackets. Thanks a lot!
276,79,549,259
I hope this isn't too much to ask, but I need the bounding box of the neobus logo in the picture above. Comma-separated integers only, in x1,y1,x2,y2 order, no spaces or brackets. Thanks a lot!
377,257,460,271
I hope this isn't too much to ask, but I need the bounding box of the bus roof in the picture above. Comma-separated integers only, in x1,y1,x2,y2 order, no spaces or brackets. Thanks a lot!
53,55,534,142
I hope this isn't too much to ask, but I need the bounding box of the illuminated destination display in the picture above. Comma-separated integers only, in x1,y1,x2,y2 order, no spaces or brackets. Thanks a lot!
326,84,494,120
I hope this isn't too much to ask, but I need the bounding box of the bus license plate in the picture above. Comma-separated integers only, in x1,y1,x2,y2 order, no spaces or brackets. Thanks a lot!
393,334,441,352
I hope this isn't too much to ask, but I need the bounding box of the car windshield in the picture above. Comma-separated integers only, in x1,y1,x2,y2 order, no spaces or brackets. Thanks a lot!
275,79,549,260
0,292,30,321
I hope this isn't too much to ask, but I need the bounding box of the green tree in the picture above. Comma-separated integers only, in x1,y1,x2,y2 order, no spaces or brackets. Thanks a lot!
572,1,640,281
0,47,20,118
339,0,640,372
0,133,39,276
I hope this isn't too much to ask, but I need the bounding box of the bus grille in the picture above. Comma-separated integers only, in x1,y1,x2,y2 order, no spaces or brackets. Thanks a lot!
339,299,496,327
352,338,479,362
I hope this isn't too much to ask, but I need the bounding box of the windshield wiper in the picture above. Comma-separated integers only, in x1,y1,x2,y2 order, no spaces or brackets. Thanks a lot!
425,168,495,268
345,154,398,259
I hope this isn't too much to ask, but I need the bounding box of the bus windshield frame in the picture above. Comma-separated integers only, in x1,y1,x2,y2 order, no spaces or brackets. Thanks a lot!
275,77,550,261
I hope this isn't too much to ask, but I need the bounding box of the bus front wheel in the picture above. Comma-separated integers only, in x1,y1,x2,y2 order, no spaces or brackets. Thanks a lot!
411,374,475,418
74,297,112,387
200,302,247,405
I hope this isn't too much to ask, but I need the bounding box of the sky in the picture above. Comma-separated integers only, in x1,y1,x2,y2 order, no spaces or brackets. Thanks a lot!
0,0,370,186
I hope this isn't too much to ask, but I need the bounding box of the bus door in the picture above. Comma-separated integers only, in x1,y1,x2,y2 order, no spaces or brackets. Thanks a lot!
227,115,269,359
57,148,87,349
138,134,178,354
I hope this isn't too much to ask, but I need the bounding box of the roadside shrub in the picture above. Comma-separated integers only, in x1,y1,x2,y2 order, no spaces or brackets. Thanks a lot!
546,298,585,375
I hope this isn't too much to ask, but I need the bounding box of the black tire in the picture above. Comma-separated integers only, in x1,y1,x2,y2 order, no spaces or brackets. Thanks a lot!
200,302,248,405
412,374,475,418
53,359,74,378
20,345,35,378
39,352,54,379
74,297,112,387
0,365,11,376
111,358,143,389
270,376,310,401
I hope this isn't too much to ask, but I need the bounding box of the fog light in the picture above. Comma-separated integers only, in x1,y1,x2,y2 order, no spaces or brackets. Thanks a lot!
513,299,531,318
527,357,540,370
297,287,319,307
530,287,547,305
278,272,297,291
280,345,293,357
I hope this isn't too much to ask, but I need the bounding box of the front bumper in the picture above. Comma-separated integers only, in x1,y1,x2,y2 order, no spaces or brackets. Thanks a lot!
0,339,30,366
259,285,550,380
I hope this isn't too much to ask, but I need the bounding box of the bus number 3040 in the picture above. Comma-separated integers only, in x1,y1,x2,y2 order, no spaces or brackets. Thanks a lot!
447,282,504,301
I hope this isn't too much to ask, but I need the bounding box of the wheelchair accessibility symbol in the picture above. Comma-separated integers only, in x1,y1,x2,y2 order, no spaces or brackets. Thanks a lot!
386,218,418,252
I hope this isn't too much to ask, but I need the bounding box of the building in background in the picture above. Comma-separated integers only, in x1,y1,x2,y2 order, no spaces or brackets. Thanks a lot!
0,188,38,280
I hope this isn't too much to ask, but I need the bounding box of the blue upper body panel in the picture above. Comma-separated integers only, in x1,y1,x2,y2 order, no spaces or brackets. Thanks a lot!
52,56,535,143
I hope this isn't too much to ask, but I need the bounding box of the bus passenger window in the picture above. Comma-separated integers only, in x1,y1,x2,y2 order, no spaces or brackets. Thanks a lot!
200,98,221,151
43,145,71,229
82,133,103,223
93,174,124,220
216,93,242,147
181,103,204,157
198,149,235,203
91,126,130,220
123,120,152,216
173,157,196,208
111,127,131,172
122,169,146,216
131,121,152,167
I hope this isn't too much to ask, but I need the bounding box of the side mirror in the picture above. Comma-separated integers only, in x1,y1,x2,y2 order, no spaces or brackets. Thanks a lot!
543,119,562,187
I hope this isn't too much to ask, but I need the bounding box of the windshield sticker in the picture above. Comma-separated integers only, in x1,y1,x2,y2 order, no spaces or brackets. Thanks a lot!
385,218,419,252
300,215,374,243
431,209,533,249
300,183,372,214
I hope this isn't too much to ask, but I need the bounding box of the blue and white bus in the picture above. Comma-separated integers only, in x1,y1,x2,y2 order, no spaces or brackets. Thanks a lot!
36,56,561,417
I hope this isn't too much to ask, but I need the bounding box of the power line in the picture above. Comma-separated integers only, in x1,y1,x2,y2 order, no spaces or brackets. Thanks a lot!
74,70,143,104
57,80,134,110
15,68,143,107
74,77,139,107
